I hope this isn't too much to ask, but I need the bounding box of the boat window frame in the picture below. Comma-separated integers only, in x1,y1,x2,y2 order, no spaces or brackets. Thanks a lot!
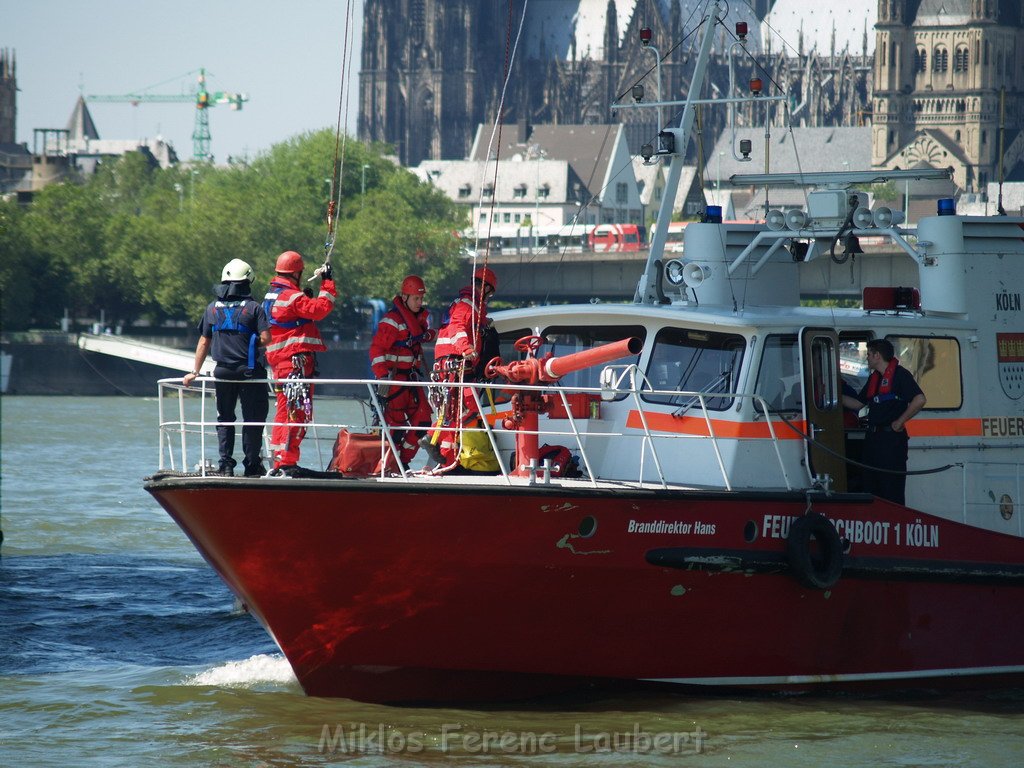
641,326,746,412
884,334,964,411
755,333,802,412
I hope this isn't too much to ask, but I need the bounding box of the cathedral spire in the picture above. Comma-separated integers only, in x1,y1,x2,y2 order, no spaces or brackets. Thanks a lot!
604,1,618,64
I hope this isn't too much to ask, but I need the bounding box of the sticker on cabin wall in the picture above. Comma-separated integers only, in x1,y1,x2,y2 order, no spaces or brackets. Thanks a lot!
996,333,1024,400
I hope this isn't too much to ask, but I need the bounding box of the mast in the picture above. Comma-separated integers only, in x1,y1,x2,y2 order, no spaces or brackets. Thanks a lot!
633,2,723,305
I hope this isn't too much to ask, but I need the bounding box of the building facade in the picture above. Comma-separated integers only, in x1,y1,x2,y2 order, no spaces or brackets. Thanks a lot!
359,1,874,167
872,0,1024,191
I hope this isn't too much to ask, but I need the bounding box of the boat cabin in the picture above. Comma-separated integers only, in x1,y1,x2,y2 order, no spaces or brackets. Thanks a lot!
486,203,1024,537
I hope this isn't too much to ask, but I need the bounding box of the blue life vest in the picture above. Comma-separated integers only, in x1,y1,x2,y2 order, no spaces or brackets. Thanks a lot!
212,300,258,370
263,285,312,329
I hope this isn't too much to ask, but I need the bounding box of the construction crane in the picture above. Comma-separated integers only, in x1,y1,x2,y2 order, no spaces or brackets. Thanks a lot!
87,68,248,162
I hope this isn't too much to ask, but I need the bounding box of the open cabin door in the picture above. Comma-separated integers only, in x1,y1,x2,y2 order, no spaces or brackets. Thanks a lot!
799,327,848,492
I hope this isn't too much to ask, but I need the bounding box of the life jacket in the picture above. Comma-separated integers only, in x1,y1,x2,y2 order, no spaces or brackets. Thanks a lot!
369,296,433,377
263,277,332,367
435,287,488,359
263,284,312,330
865,358,901,403
211,300,258,370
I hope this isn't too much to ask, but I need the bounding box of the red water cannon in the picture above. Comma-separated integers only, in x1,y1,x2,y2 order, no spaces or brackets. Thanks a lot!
486,335,642,477
485,335,642,385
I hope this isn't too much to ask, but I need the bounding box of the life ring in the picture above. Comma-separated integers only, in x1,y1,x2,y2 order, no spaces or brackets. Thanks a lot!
786,512,843,589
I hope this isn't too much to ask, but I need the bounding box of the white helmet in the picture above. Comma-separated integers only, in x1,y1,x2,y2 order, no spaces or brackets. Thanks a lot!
221,258,254,282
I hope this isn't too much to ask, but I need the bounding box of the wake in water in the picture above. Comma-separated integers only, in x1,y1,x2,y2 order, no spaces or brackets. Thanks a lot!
187,653,299,689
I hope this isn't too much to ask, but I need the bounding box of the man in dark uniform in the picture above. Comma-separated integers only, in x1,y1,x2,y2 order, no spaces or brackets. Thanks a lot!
842,338,926,504
184,258,272,476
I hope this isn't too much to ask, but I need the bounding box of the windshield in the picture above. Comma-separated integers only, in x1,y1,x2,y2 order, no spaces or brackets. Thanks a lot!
643,327,745,411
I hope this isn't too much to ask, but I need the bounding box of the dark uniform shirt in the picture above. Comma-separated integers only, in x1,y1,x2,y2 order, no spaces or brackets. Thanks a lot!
198,296,270,376
857,365,923,427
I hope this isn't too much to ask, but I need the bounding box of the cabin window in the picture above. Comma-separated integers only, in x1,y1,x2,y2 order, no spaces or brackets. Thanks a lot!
886,335,963,409
756,335,802,411
537,325,647,394
643,327,745,411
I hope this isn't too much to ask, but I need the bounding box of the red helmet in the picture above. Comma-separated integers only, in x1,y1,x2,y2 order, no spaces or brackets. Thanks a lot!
474,266,498,291
275,250,304,273
401,275,426,296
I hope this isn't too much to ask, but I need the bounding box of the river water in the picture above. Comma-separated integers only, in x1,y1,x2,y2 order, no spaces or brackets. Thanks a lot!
1,396,1022,766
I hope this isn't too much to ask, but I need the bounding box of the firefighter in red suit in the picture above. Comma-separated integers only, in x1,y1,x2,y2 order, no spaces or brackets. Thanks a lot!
263,250,336,472
429,267,498,467
369,275,436,466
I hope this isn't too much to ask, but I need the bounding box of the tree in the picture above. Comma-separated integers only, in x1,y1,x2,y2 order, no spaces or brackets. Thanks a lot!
5,130,469,330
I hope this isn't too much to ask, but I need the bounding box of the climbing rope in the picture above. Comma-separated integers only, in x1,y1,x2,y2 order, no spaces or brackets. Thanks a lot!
322,0,358,264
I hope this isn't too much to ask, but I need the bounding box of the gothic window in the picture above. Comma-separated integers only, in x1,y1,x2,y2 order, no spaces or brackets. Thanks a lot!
955,130,961,142
982,130,987,145
410,0,425,45
954,46,969,73
933,47,948,73
915,47,927,73
881,42,886,67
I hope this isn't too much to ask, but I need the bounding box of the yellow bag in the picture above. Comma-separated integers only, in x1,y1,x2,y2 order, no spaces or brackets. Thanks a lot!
458,421,500,472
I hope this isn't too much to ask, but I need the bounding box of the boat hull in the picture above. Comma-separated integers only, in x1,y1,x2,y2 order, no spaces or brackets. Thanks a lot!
146,476,1024,703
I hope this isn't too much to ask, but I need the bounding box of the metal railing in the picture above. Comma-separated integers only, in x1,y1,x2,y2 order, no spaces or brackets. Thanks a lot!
155,372,801,490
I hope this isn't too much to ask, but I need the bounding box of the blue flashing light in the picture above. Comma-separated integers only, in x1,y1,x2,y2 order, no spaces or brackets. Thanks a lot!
704,205,723,223
937,198,956,216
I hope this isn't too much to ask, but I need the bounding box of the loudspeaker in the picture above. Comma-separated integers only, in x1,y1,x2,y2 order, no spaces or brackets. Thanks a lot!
766,209,786,231
785,209,808,231
853,206,874,229
682,263,710,288
872,207,892,227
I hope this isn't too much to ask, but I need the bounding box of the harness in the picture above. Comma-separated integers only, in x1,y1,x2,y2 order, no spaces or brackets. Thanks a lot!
211,300,258,370
263,284,312,329
866,358,902,404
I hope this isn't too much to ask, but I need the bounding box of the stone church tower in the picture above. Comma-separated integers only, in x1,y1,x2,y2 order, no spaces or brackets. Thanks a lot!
359,0,505,166
872,0,1024,191
0,49,16,144
360,1,871,167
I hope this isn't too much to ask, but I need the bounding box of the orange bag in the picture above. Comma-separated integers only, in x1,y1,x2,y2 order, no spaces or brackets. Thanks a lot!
330,429,382,476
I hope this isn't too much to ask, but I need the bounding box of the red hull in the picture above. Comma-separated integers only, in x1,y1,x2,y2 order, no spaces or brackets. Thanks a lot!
146,476,1024,703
